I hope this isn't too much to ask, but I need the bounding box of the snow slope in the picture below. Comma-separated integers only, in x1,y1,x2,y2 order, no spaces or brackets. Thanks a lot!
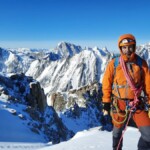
0,107,43,142
39,127,140,150
0,95,141,150
0,96,47,150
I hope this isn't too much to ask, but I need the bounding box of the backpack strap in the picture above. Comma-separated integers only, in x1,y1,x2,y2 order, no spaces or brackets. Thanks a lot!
136,55,143,85
113,55,143,75
113,56,119,79
136,55,143,68
114,57,119,68
112,57,120,92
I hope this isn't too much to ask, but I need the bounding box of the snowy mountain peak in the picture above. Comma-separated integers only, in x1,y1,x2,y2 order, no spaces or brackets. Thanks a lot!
102,46,108,52
55,42,82,58
57,41,68,47
92,46,109,57
93,46,100,51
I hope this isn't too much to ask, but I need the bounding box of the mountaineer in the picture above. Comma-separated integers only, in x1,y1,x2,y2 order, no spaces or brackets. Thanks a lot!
102,34,150,150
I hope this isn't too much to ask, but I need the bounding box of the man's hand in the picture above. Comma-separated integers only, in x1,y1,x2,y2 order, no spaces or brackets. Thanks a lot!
100,102,112,131
103,110,109,116
102,103,111,115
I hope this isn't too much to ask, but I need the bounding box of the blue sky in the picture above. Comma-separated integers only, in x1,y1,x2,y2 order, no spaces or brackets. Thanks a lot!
0,0,150,51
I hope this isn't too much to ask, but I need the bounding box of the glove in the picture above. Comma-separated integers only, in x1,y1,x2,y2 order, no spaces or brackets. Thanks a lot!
103,103,111,115
103,110,109,115
100,103,112,132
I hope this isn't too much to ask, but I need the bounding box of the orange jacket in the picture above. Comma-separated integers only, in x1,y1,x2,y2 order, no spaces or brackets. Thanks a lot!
102,34,150,104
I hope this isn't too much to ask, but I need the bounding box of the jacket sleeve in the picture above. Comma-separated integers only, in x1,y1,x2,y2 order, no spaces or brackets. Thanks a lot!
102,60,114,103
142,60,150,104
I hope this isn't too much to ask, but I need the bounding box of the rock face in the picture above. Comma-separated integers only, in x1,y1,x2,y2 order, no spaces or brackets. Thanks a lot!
0,73,47,111
49,92,66,111
29,82,47,112
0,73,74,143
47,82,103,133
48,81,102,111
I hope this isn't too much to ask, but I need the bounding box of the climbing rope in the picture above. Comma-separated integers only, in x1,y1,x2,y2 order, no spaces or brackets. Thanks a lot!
110,100,128,124
115,56,143,150
116,111,132,150
119,56,143,110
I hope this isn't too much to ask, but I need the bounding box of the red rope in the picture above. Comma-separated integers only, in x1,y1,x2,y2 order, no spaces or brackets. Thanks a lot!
116,56,143,150
116,111,132,150
119,56,143,110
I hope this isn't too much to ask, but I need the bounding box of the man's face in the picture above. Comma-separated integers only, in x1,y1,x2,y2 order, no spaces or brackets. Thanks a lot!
121,45,134,58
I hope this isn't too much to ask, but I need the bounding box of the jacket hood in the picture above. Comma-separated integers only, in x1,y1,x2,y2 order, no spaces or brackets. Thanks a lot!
118,34,136,61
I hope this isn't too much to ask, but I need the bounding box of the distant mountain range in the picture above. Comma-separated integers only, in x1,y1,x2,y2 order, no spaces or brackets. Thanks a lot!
0,41,150,144
1,42,150,95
